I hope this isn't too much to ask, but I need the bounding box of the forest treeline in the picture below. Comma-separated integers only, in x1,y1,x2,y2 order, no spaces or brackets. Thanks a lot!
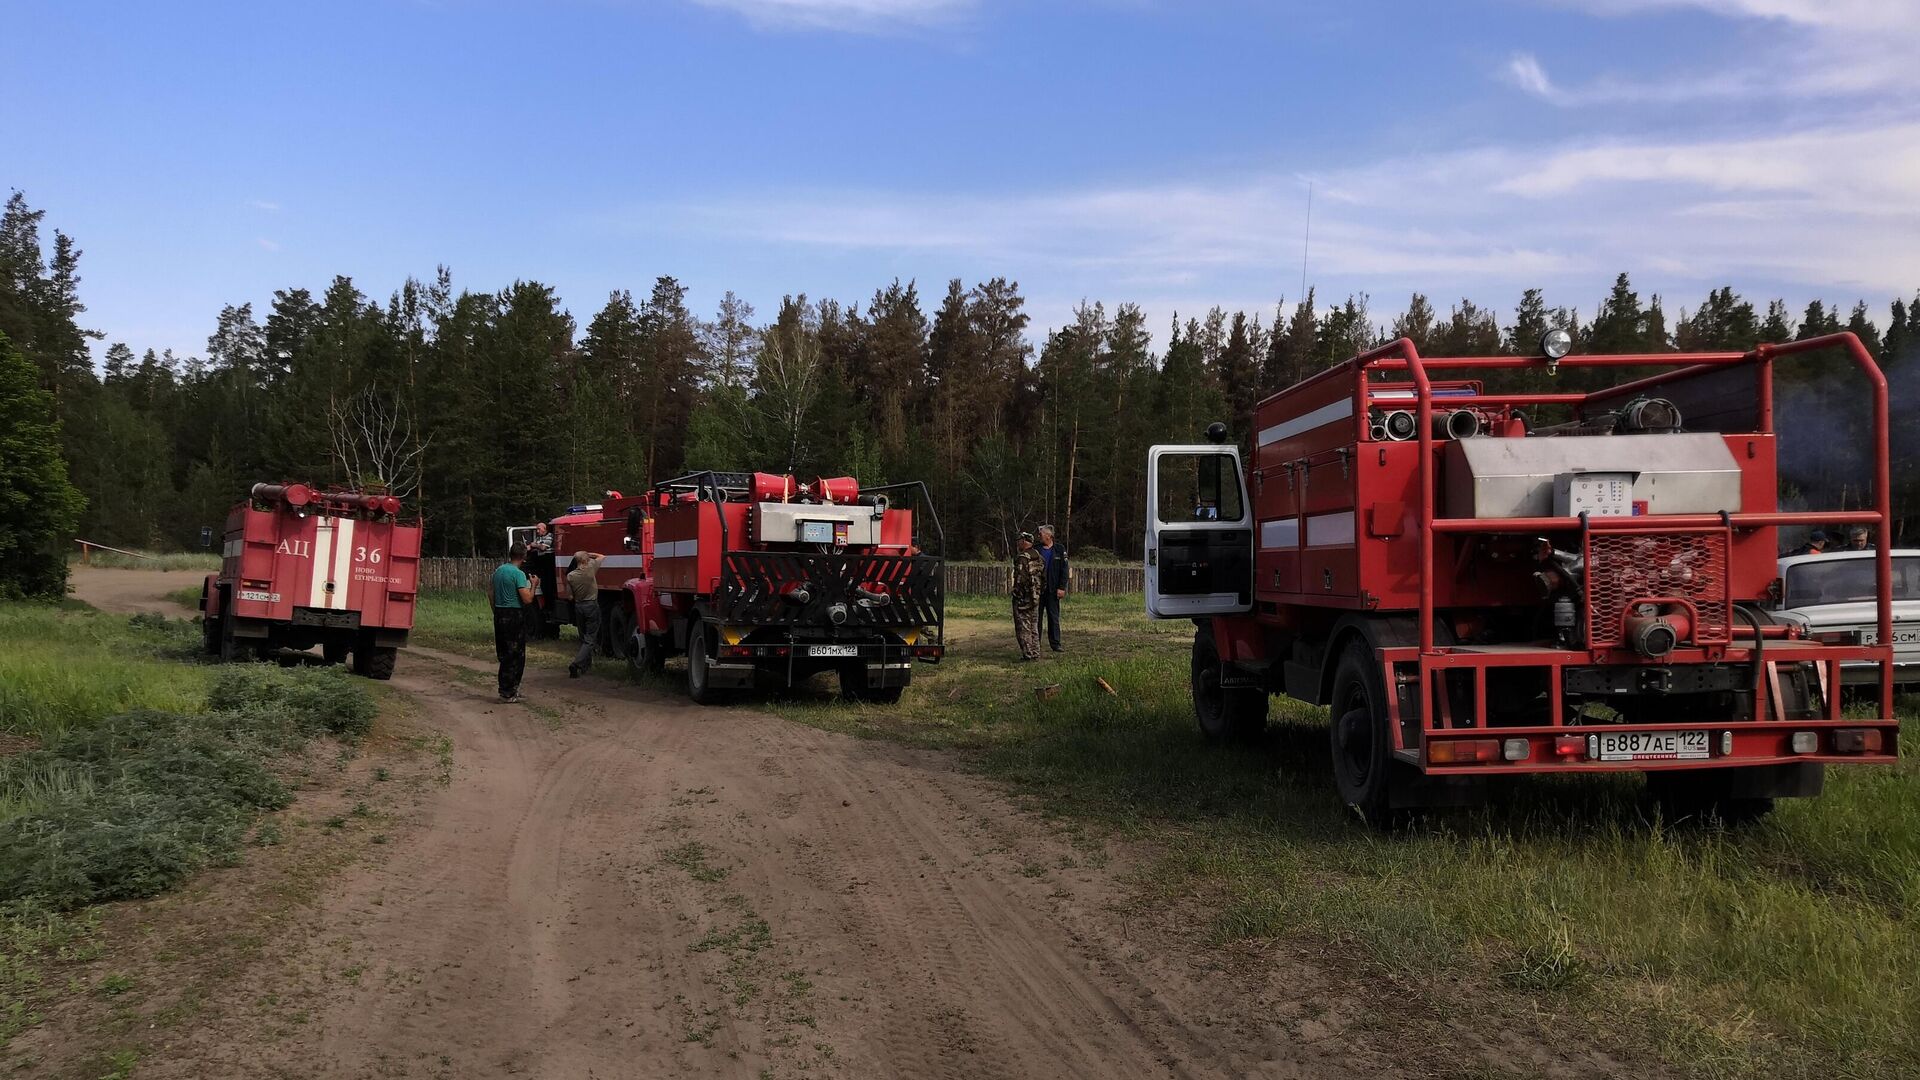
4,190,1918,564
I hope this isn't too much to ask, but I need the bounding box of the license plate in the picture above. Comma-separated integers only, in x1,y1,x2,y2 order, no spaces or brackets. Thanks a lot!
809,645,859,658
1594,729,1711,762
1858,629,1920,646
238,590,278,602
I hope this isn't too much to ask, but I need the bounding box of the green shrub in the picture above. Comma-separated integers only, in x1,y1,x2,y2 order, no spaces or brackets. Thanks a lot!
0,712,290,909
205,665,376,740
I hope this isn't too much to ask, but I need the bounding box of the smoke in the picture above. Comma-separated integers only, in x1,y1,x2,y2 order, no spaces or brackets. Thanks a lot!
1771,343,1920,546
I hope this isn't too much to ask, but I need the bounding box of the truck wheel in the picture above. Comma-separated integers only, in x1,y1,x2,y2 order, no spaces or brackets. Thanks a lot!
1330,641,1395,827
323,640,349,666
603,604,634,660
216,593,243,663
629,632,666,676
353,646,398,681
203,614,222,656
1645,771,1774,826
1192,624,1267,742
686,623,727,706
839,666,905,705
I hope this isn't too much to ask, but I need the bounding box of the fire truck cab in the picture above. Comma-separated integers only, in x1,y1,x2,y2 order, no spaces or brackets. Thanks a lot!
1147,333,1899,824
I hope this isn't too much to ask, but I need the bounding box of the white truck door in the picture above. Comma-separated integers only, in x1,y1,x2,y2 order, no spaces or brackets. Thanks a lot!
1144,445,1255,618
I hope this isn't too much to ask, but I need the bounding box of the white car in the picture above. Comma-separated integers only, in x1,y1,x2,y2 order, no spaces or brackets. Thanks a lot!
1774,548,1920,689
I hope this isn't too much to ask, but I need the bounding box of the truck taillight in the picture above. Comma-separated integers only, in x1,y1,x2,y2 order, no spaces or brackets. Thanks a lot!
1553,735,1585,758
1832,729,1885,755
1811,630,1857,645
1428,739,1501,764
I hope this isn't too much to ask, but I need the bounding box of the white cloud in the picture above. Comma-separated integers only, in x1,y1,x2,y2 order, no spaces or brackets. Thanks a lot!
1555,0,1920,30
634,118,1920,329
248,198,281,212
1502,53,1555,98
690,0,971,30
256,237,281,252
1518,1,1920,104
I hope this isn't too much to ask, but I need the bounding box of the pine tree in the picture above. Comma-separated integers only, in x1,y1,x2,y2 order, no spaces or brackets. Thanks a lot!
1845,301,1883,359
0,330,84,597
1391,293,1436,350
1760,300,1795,343
1504,288,1552,356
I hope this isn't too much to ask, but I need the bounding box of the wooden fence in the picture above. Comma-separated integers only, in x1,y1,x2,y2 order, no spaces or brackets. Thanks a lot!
417,557,1143,596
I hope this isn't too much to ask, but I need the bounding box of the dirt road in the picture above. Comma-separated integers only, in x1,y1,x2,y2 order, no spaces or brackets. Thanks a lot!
57,569,1589,1079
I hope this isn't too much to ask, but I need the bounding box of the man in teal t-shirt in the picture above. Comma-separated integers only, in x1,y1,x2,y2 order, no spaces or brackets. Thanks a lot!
491,543,534,702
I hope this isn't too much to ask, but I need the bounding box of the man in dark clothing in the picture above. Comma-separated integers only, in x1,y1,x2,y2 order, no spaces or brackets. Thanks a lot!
1784,530,1831,558
1036,524,1069,652
1847,527,1874,551
567,550,605,678
491,543,534,702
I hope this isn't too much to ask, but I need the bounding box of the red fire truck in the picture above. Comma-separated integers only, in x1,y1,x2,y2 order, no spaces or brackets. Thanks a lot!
1147,332,1897,824
199,483,420,679
540,472,945,704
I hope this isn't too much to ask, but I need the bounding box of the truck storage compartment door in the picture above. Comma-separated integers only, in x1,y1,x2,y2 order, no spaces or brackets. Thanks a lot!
1145,445,1254,618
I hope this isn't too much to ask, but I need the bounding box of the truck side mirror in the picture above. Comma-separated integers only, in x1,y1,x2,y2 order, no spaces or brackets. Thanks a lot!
199,526,214,550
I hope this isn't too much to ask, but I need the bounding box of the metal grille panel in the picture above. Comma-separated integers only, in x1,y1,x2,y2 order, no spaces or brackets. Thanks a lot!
1584,530,1731,647
717,553,944,631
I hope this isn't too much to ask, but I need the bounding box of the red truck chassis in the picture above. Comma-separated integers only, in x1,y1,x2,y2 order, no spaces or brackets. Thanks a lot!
1152,333,1896,823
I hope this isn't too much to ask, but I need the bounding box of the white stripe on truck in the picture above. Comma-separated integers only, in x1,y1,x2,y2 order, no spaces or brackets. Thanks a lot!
1257,397,1351,447
332,517,356,609
309,517,334,609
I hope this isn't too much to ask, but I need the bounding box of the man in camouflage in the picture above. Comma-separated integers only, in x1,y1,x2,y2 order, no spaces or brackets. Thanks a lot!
1011,531,1044,661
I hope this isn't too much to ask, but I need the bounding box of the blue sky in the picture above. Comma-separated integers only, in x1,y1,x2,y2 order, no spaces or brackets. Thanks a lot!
7,0,1919,359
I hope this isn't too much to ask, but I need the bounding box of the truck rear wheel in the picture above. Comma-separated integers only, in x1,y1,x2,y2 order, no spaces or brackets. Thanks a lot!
216,591,243,663
1330,641,1395,827
1192,623,1267,742
323,640,349,665
686,623,727,706
354,646,398,681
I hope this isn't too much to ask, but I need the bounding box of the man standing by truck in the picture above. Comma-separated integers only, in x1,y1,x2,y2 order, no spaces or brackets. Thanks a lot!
567,550,606,679
491,542,534,703
1012,532,1043,661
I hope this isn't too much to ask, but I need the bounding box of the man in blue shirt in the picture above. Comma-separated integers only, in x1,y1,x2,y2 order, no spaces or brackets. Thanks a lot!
491,542,535,702
1036,524,1069,652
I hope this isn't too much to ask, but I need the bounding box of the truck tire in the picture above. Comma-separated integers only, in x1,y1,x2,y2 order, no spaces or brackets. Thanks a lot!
354,646,398,681
1192,623,1267,742
323,640,349,666
686,623,727,706
603,603,634,661
216,591,243,663
839,666,905,705
1329,640,1395,827
629,632,667,676
200,583,221,655
1645,770,1774,826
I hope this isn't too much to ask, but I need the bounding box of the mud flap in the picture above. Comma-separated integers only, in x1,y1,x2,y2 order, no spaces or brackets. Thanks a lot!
1389,765,1487,810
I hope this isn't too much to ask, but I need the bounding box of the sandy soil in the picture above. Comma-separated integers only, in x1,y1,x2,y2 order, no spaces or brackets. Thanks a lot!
39,568,1626,1080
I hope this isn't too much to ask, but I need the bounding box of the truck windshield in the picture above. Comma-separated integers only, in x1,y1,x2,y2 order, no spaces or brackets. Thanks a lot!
1156,452,1244,524
1785,557,1920,605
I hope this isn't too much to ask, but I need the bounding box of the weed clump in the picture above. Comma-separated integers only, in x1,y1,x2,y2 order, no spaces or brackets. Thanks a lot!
0,712,290,909
207,665,377,740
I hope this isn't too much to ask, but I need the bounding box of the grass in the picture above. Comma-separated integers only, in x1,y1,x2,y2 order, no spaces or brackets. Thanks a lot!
0,605,212,739
0,600,381,1050
69,549,221,573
